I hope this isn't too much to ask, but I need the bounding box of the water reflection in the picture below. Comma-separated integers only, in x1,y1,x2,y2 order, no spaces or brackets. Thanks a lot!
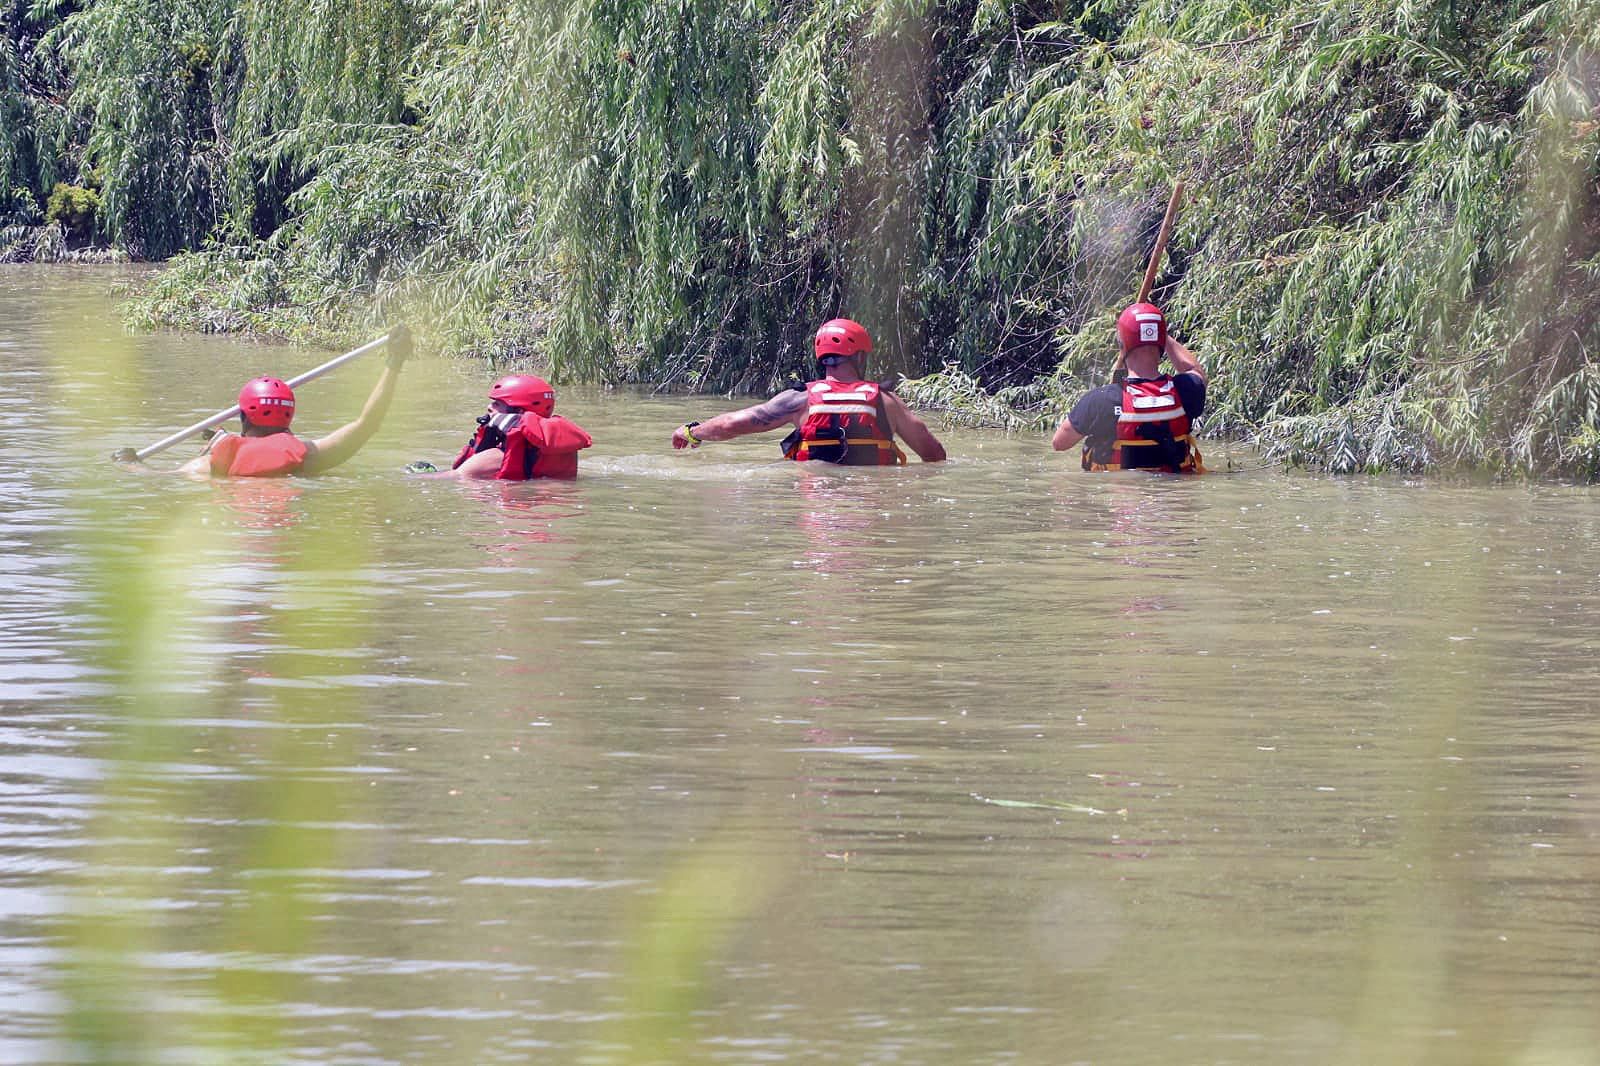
792,468,884,578
210,477,308,533
456,480,587,555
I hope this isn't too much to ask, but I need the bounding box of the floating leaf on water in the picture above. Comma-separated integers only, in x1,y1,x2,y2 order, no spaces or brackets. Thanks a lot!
971,793,1107,816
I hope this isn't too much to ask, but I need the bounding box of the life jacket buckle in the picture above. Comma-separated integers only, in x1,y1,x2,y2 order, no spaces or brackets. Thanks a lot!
806,425,851,464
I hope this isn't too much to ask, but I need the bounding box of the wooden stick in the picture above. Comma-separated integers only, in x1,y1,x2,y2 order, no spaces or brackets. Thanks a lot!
1138,181,1185,304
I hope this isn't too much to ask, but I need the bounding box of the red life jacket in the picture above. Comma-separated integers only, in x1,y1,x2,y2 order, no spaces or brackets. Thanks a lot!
208,432,309,478
1083,376,1205,474
786,380,906,465
452,412,593,480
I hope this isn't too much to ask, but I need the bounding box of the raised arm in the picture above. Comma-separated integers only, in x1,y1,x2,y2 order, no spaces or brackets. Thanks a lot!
883,392,946,462
672,388,808,448
1165,335,1205,382
300,329,411,475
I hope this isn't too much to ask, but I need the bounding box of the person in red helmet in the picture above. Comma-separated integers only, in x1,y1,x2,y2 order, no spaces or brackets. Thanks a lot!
179,326,411,478
1051,302,1207,474
408,373,592,479
670,318,945,464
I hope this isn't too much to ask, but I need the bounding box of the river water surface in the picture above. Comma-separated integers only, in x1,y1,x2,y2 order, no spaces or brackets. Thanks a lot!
2,266,1599,1064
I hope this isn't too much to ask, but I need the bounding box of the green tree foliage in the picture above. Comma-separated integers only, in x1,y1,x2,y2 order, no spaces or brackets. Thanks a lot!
51,0,234,257
1,0,75,233
224,0,423,236
26,0,1600,474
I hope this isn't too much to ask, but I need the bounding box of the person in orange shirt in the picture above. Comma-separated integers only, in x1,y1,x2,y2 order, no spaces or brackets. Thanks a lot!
179,327,410,478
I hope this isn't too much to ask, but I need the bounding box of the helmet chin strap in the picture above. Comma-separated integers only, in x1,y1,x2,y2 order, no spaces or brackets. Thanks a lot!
819,355,863,378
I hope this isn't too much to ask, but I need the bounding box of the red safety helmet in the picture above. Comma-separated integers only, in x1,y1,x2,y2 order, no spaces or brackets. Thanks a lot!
1116,302,1166,353
238,377,296,427
489,374,556,417
814,318,872,367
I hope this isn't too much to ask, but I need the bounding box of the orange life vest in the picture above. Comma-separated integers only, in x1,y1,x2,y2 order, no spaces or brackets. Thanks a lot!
1083,376,1205,474
785,380,906,465
452,412,593,480
208,432,309,478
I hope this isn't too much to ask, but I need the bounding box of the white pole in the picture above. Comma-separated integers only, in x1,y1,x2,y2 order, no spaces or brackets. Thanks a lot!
119,333,391,462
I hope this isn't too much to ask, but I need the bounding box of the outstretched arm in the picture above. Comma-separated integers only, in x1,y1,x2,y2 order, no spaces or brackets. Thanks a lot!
300,329,411,475
177,448,215,479
108,431,226,477
883,393,946,462
111,450,202,477
672,388,807,449
447,448,505,480
174,431,235,478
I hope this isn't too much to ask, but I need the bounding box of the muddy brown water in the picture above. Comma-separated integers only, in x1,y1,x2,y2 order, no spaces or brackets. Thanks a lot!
2,266,1599,1064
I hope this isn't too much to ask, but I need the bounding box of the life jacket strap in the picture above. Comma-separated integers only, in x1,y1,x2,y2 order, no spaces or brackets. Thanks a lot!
1088,437,1206,474
1111,434,1194,449
793,437,907,465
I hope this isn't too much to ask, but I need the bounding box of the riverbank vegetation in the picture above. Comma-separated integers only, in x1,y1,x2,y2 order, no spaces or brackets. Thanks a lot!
6,1,1600,476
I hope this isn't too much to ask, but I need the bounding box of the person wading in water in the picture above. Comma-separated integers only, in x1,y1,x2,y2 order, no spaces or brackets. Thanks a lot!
1051,302,1206,474
178,326,412,478
670,318,945,464
407,375,593,480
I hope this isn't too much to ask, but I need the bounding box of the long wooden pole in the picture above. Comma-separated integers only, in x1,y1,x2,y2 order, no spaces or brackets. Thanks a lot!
1138,181,1185,304
117,332,392,462
1116,181,1185,378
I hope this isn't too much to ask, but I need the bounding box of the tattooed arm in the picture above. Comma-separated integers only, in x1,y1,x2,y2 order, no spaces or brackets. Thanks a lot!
672,388,808,449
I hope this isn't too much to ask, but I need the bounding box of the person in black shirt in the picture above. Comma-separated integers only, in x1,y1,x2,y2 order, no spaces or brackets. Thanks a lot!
1051,303,1207,473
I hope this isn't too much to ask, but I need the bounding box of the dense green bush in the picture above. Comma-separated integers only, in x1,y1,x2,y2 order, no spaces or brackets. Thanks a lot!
44,181,101,237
